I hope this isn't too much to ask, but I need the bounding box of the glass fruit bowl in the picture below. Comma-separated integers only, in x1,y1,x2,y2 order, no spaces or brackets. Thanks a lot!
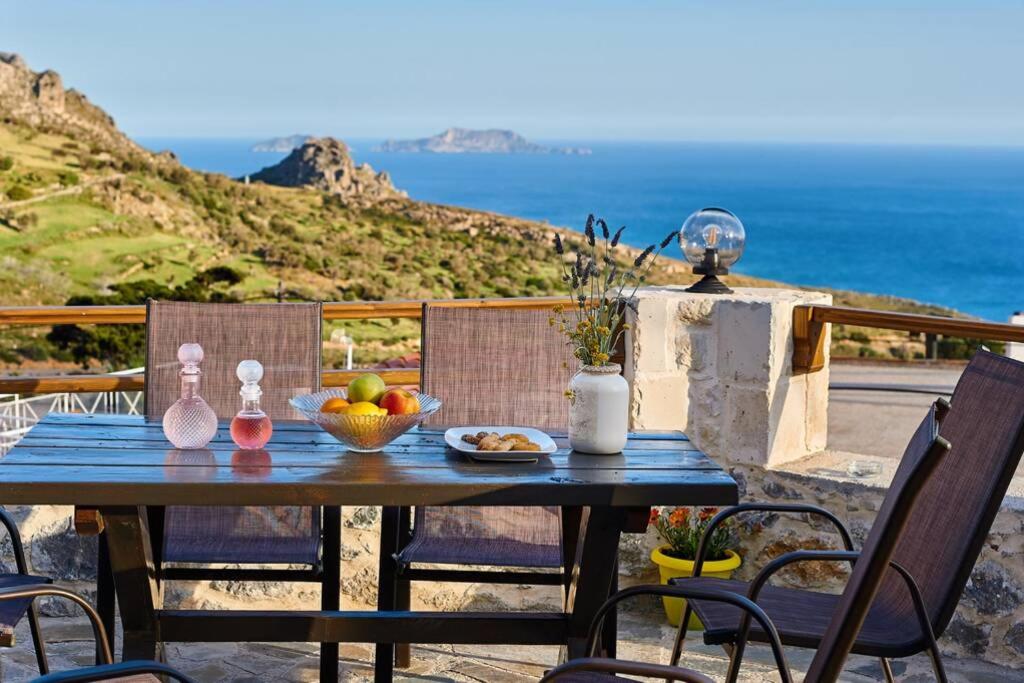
290,389,442,452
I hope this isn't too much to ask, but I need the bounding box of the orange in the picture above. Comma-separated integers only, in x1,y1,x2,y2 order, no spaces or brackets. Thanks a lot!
320,397,350,414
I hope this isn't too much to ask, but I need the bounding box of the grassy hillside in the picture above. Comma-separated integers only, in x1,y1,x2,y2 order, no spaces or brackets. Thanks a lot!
0,116,976,370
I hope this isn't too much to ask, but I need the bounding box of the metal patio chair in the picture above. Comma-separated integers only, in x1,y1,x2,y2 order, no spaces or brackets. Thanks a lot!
0,509,51,675
541,387,954,683
0,582,196,682
668,349,1024,682
376,304,584,675
95,301,341,678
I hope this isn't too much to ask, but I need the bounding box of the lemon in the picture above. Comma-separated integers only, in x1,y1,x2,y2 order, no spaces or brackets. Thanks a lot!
342,401,387,416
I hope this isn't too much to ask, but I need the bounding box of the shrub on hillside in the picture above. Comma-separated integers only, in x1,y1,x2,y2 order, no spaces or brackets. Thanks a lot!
6,185,32,201
0,156,13,172
57,170,80,187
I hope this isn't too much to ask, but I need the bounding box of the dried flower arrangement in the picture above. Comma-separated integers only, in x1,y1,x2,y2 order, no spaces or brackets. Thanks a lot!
649,506,739,562
551,215,675,367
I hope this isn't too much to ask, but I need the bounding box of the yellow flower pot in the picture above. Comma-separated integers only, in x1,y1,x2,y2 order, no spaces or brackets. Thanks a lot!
650,545,741,629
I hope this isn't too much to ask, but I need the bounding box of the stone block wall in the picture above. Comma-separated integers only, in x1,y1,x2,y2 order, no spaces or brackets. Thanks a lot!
625,286,831,467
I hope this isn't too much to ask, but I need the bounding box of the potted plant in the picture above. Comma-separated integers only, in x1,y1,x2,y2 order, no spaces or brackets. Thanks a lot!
551,215,675,454
649,506,741,628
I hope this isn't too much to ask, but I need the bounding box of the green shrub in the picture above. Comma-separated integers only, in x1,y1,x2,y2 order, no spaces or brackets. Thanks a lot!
936,337,1005,360
848,330,871,344
57,170,80,187
0,156,13,172
858,345,882,358
6,185,32,201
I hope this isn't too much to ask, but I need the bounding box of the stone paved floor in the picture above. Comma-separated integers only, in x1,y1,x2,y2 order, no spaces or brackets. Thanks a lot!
0,613,1016,682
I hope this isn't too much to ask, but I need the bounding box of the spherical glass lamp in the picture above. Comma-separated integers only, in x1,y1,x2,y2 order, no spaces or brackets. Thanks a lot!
679,207,745,294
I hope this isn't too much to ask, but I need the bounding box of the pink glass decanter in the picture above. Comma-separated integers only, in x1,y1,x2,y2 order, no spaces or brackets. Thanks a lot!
162,343,218,449
229,359,273,449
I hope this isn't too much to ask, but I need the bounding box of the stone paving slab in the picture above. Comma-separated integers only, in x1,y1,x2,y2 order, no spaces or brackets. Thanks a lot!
0,614,1016,682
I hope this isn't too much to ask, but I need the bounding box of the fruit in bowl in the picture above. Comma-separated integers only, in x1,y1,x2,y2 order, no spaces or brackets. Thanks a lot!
347,373,387,404
320,397,350,413
291,373,441,452
379,388,420,415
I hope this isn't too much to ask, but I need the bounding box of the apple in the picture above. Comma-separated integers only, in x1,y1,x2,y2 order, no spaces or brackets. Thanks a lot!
379,388,420,415
347,373,387,404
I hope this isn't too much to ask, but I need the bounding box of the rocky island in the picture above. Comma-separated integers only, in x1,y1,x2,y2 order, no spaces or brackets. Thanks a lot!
374,127,591,155
248,137,404,201
251,134,313,152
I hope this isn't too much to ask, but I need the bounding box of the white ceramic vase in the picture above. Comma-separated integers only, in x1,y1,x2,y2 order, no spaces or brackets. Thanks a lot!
568,363,629,454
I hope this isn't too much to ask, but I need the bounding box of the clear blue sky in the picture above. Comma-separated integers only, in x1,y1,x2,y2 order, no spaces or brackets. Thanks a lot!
4,0,1023,145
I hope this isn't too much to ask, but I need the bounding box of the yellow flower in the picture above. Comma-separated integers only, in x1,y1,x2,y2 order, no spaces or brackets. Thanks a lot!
596,325,611,336
595,352,610,363
622,323,631,330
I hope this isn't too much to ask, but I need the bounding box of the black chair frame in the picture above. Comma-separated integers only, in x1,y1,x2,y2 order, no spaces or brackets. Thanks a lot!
0,508,48,674
0,582,197,683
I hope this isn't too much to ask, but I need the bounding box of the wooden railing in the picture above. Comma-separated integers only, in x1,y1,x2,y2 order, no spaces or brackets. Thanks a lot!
793,305,1024,373
4,297,1024,391
0,297,567,394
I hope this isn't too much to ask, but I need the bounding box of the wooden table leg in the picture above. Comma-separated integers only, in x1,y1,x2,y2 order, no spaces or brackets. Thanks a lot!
99,506,164,662
374,506,401,683
321,506,341,683
561,506,628,662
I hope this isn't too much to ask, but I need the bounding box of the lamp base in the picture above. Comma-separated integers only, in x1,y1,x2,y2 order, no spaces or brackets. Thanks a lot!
685,273,733,294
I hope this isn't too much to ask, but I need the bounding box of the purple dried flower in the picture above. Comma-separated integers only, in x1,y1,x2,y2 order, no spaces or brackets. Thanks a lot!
553,234,564,255
584,215,596,247
610,226,625,247
660,231,676,249
634,245,655,267
598,218,609,240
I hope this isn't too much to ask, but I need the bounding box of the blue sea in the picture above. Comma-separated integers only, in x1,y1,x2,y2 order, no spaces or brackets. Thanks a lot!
138,138,1024,321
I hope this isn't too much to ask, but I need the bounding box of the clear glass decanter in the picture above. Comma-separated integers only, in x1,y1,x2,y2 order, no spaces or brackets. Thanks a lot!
229,359,273,449
162,343,219,449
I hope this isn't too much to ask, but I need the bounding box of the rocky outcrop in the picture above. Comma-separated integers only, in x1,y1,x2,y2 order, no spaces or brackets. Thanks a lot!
375,127,591,155
248,137,405,201
0,51,145,159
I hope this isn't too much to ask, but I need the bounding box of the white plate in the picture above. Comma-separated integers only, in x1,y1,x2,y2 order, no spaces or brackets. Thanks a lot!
444,427,557,462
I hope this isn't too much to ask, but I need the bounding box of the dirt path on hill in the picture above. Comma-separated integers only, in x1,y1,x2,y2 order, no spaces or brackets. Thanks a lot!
0,173,125,209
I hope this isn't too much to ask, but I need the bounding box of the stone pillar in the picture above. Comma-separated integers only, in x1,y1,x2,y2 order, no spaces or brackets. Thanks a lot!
625,286,831,467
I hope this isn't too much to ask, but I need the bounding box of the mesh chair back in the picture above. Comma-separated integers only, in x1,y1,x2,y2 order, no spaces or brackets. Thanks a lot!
888,352,1024,630
406,304,577,567
808,351,1024,680
420,304,576,430
145,300,323,564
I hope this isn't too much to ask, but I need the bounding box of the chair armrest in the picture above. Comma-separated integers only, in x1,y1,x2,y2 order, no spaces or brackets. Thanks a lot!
34,660,197,683
693,503,854,577
541,656,713,683
0,584,113,665
741,549,942,655
747,549,860,602
583,584,792,683
0,508,29,574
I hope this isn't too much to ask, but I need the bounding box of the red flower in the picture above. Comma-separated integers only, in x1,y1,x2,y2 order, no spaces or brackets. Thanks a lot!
668,507,689,528
648,508,660,526
698,506,718,523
